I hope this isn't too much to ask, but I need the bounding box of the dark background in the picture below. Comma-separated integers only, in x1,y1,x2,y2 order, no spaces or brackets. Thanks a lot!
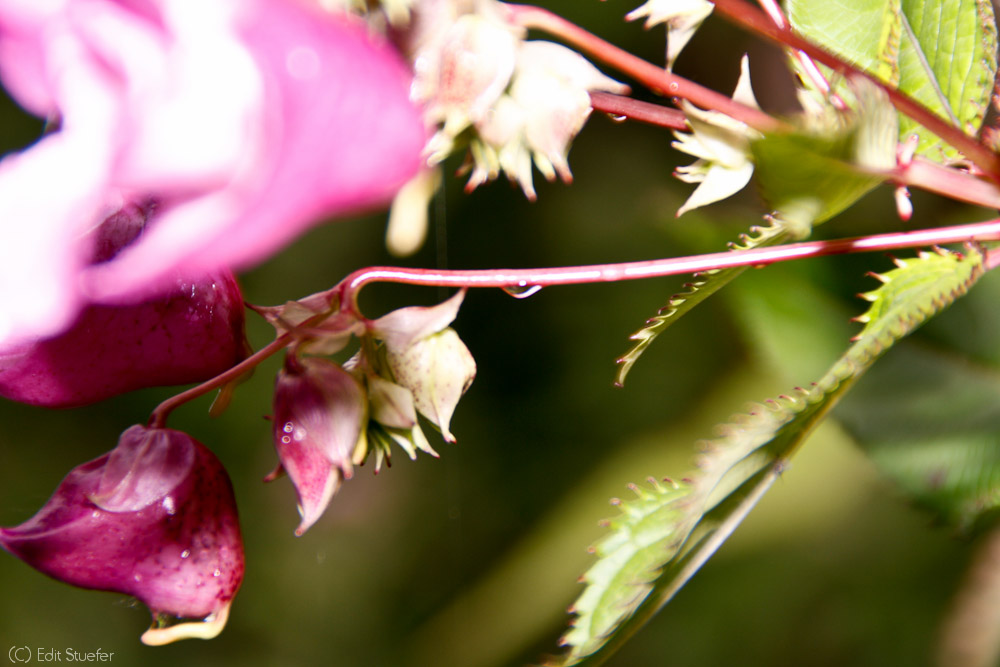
0,2,995,665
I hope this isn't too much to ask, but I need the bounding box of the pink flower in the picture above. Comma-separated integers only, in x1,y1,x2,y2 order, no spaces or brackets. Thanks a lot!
0,425,244,645
0,201,248,407
270,356,367,536
0,0,426,346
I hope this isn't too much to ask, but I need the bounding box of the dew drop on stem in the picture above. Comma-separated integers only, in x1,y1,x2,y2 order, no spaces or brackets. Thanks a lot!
501,283,543,299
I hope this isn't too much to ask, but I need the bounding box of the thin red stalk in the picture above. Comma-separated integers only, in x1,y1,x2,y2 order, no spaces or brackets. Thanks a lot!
148,217,1000,420
589,92,688,130
896,158,1000,209
516,3,1000,206
755,0,847,109
504,3,783,133
339,218,1000,310
148,336,291,428
711,0,1000,181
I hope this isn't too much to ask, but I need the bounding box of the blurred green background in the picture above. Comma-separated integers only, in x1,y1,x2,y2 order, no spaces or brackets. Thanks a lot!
1,2,997,666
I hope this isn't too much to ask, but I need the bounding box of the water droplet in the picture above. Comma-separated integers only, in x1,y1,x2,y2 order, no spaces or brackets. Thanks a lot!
180,549,191,559
606,113,627,123
134,573,143,582
502,282,543,299
162,496,176,515
213,569,222,578
283,422,294,434
281,435,291,445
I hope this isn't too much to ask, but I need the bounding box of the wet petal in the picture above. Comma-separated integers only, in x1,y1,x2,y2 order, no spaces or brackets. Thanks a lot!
0,425,244,644
272,357,367,535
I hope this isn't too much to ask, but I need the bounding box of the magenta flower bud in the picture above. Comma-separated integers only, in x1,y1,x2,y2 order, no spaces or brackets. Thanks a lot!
0,425,244,645
271,357,367,536
0,203,247,407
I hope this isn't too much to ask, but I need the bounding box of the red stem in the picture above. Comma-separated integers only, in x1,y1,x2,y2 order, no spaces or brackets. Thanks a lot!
149,216,1000,423
589,92,688,130
148,336,290,428
710,0,1000,181
504,3,783,133
896,158,1000,209
339,218,1000,311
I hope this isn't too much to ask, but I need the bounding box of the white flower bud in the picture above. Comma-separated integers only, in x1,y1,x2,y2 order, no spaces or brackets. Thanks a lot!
626,0,714,70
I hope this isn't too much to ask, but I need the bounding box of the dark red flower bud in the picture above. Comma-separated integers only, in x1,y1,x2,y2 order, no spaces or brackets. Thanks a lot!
0,203,247,407
271,357,366,535
0,425,244,645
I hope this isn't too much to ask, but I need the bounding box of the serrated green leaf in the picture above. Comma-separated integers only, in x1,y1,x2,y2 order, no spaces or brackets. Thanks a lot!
615,221,790,386
619,80,897,386
560,246,985,666
559,478,692,660
787,0,998,161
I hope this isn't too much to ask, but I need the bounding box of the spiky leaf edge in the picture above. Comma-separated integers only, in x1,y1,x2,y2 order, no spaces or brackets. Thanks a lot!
558,245,986,666
615,221,790,386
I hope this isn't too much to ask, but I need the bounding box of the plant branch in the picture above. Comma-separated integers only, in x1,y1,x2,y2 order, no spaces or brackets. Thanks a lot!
893,157,1000,209
148,337,289,428
710,0,1000,181
503,3,783,133
150,215,1000,421
589,92,688,130
338,217,1000,313
147,308,335,427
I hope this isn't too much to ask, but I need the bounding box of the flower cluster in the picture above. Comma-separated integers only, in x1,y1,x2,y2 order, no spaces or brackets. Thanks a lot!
0,0,434,644
265,290,476,535
407,0,628,200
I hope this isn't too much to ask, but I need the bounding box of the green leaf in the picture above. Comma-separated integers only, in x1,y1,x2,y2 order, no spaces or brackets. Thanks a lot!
836,339,1000,531
615,221,790,386
617,75,899,387
559,246,986,666
750,128,887,230
752,77,897,230
559,478,693,661
787,0,998,161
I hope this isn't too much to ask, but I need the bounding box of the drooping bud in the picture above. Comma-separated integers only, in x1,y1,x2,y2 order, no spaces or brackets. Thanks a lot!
673,55,761,216
0,202,247,407
271,356,367,535
626,0,714,70
370,291,475,443
420,10,523,162
385,328,476,443
0,425,244,645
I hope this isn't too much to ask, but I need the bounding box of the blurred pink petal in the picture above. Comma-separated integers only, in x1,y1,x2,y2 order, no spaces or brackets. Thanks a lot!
0,201,248,407
0,0,426,344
